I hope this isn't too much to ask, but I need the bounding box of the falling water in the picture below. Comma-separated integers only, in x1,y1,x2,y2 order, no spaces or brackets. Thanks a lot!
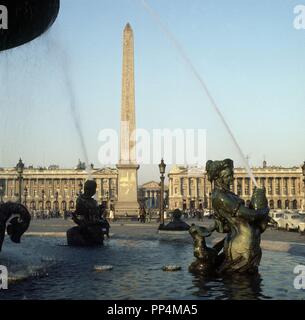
45,34,92,180
139,0,258,187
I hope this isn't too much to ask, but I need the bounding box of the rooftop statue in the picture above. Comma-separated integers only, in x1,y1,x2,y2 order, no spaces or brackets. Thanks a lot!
189,159,270,275
0,202,31,251
67,180,110,246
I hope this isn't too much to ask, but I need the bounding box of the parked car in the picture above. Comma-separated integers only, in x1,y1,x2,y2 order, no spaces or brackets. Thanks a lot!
269,212,284,226
277,213,305,232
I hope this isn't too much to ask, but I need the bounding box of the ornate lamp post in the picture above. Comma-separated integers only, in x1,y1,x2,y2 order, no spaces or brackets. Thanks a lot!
41,189,45,211
302,161,305,210
23,187,28,207
55,191,59,213
158,159,166,227
78,181,83,195
209,192,212,214
16,158,25,203
106,190,109,208
0,184,4,204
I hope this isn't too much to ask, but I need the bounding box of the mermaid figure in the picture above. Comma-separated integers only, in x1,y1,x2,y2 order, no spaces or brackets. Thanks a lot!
189,159,270,275
0,202,31,251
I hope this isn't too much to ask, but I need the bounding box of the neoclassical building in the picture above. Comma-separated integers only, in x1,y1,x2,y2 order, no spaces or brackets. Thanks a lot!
138,181,169,209
0,163,118,213
0,161,172,215
168,162,305,211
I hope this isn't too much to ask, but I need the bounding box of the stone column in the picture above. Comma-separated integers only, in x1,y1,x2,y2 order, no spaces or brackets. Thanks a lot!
5,178,8,197
234,178,237,194
241,178,245,196
272,177,276,196
187,178,190,197
249,178,253,196
288,178,291,196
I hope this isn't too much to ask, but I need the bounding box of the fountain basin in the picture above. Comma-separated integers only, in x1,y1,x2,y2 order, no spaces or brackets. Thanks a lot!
0,236,304,300
0,0,60,51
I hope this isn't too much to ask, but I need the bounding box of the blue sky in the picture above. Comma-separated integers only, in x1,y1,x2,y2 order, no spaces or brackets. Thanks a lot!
0,0,305,183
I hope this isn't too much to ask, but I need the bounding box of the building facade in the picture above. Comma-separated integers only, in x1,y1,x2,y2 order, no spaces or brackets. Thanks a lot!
0,164,118,214
168,162,305,211
138,181,169,210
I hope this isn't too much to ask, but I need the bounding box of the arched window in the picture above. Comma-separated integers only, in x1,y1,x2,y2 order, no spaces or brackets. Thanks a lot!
292,200,298,210
30,201,36,210
53,201,59,210
69,201,74,210
61,201,67,211
277,200,282,209
285,200,289,210
269,200,274,210
46,201,51,210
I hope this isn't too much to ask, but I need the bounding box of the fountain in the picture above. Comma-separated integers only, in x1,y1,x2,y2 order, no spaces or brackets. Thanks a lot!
189,159,270,276
67,180,110,247
159,209,190,232
0,203,31,251
0,0,60,52
0,2,60,252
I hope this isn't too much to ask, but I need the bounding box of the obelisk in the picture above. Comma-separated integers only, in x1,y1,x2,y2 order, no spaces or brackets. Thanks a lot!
116,23,139,217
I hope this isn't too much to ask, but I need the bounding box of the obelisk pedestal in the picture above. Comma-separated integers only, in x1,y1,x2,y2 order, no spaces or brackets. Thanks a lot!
115,23,139,218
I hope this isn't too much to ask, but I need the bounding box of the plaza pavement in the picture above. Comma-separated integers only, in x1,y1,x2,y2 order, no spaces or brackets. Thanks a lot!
25,218,305,256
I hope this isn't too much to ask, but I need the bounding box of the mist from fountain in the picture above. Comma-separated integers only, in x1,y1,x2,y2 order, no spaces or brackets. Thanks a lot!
139,0,258,187
45,34,92,180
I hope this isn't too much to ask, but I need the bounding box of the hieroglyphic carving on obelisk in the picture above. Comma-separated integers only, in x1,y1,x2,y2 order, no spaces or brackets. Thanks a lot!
116,23,139,217
120,23,137,165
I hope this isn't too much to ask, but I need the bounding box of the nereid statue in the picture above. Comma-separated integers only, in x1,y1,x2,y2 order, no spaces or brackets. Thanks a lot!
189,159,270,275
0,202,31,251
67,180,110,246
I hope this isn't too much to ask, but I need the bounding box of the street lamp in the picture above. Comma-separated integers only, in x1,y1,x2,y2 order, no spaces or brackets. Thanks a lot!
23,187,28,207
55,191,59,213
302,161,305,209
0,184,4,204
106,190,109,208
15,158,24,203
158,159,166,228
79,181,83,195
41,189,45,211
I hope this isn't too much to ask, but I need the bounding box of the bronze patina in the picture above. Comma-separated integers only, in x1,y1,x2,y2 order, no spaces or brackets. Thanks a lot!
67,180,110,246
0,0,60,51
189,159,270,275
0,202,31,251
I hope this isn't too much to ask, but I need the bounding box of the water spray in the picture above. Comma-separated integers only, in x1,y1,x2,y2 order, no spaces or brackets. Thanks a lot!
139,0,258,187
46,34,92,180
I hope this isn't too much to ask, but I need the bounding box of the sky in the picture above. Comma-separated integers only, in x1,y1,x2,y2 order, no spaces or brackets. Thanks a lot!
0,0,305,183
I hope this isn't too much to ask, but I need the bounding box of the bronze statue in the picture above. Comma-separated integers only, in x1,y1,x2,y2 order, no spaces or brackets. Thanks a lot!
0,0,60,51
0,202,31,251
67,180,109,246
189,159,270,275
159,209,190,231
